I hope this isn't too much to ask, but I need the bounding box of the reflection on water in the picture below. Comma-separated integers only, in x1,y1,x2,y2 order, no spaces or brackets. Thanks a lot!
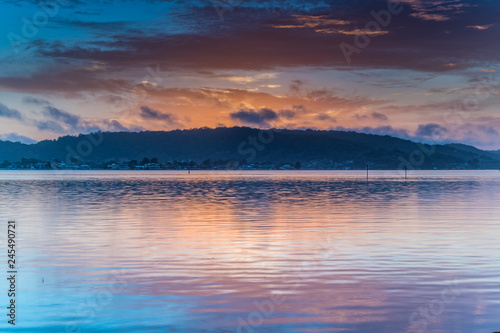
0,171,499,332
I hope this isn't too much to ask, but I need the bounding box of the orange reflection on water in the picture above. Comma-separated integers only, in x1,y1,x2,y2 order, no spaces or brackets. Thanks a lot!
2,171,500,332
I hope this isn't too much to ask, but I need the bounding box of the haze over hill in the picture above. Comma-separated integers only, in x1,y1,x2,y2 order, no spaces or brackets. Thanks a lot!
0,127,499,170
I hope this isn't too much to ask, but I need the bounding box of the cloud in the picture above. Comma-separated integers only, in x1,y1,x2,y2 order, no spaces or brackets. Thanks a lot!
230,107,278,126
271,14,380,35
28,1,500,74
53,18,130,31
353,112,388,121
279,109,297,119
378,100,455,113
466,24,495,30
33,116,138,134
422,120,500,149
43,106,81,128
0,133,37,144
23,97,50,105
2,101,90,134
316,113,337,122
289,80,304,94
272,14,351,29
0,103,23,120
371,112,388,121
34,120,66,133
354,113,368,120
28,102,140,134
0,68,132,94
139,105,180,125
400,0,471,22
225,73,277,84
1,0,499,150
135,85,387,131
477,125,499,136
415,123,449,138
99,119,132,132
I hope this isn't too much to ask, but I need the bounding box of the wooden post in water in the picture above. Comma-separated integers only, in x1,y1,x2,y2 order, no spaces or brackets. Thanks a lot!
366,164,369,181
405,166,407,179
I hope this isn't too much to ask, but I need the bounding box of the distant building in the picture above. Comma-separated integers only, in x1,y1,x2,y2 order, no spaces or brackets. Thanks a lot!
144,163,161,170
118,162,129,170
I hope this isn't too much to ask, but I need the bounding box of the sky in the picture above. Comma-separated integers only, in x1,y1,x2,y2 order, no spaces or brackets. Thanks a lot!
0,0,499,149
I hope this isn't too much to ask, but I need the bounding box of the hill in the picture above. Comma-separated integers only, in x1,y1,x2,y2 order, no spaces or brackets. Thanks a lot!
0,127,499,170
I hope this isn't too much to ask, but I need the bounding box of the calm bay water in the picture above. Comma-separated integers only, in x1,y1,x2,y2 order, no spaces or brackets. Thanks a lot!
0,170,499,332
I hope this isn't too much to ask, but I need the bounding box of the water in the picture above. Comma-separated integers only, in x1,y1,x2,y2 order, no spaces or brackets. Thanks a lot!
0,170,499,332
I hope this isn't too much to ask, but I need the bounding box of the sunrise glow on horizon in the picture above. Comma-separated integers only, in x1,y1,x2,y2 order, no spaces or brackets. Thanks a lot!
0,0,499,150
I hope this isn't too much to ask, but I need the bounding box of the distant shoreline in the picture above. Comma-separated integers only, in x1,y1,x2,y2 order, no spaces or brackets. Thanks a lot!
1,168,498,172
